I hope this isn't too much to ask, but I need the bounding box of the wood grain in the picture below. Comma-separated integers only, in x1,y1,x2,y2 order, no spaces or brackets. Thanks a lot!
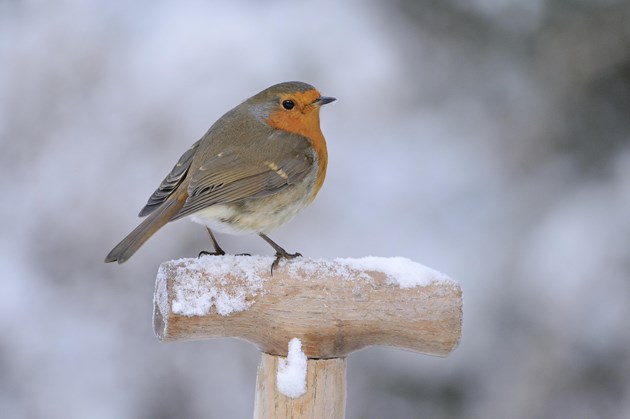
153,257,462,358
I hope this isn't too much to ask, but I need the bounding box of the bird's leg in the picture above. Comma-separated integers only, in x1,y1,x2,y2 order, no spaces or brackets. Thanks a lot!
258,233,302,274
198,228,226,257
198,228,250,257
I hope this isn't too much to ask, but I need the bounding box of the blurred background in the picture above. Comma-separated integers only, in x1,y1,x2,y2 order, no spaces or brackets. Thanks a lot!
2,0,629,417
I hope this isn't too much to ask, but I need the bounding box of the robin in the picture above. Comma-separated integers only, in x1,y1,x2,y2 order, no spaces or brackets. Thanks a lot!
105,81,335,272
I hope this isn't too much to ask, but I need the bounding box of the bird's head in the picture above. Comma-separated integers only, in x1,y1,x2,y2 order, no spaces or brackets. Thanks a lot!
247,81,335,137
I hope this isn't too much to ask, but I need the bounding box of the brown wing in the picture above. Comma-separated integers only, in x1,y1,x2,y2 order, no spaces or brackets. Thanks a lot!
171,132,314,220
138,139,201,217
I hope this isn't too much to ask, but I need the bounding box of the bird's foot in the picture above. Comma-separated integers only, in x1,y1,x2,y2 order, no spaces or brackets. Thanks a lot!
200,228,228,258
270,251,302,275
198,250,251,258
257,233,302,275
198,249,226,258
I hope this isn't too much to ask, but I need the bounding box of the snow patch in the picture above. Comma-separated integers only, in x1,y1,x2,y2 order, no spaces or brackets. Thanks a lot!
157,255,271,316
157,256,452,318
154,267,169,320
282,256,452,288
277,338,307,398
335,256,453,288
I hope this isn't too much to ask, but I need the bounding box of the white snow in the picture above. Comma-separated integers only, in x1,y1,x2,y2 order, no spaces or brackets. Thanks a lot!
156,255,272,317
335,256,453,288
281,256,453,288
277,338,308,398
155,256,453,320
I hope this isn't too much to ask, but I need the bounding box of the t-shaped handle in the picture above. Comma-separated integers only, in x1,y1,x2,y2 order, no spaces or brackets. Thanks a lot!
153,256,462,358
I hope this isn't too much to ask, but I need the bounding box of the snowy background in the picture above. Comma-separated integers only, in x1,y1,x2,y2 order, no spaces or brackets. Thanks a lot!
2,0,630,418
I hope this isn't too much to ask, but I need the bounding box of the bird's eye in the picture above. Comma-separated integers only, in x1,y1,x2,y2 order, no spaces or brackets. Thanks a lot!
282,100,295,110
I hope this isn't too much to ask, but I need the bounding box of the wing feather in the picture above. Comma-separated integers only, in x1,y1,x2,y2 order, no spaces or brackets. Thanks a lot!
138,140,201,217
171,131,314,220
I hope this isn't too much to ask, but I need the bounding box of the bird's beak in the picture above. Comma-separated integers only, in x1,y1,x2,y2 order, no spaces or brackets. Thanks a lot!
314,96,336,106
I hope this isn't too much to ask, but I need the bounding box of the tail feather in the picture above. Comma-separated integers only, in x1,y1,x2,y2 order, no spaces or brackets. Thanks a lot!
105,196,185,263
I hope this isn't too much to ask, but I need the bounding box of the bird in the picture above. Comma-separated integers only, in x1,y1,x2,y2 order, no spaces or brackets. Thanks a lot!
105,81,335,272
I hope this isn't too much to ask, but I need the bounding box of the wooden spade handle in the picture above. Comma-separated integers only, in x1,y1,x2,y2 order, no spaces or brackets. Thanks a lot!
153,256,462,359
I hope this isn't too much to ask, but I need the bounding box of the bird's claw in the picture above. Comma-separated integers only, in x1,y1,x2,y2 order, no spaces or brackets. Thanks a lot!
270,251,302,275
198,250,226,258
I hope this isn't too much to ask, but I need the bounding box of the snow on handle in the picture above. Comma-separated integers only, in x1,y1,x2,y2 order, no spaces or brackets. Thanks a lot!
155,255,268,318
154,255,462,419
276,338,308,398
155,255,455,319
154,255,461,358
334,256,455,288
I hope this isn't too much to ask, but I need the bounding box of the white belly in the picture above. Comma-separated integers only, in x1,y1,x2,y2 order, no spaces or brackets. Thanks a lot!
188,177,315,235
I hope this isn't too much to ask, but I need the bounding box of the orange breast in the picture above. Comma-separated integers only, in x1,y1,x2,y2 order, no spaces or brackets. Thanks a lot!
265,96,328,201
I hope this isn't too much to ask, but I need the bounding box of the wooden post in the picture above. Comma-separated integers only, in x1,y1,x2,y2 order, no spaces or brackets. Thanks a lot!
153,256,462,418
254,354,346,419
